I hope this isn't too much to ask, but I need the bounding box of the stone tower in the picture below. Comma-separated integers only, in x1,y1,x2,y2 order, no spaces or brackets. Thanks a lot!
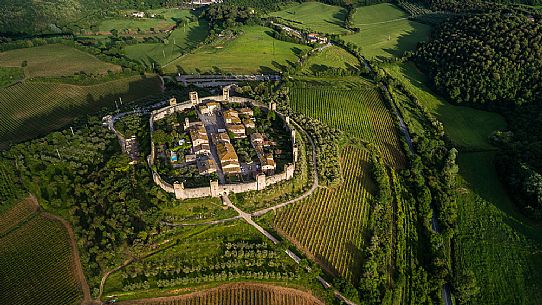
291,129,296,145
190,91,199,106
293,146,299,162
169,97,177,106
174,182,185,200
256,174,267,190
210,180,219,197
223,86,230,101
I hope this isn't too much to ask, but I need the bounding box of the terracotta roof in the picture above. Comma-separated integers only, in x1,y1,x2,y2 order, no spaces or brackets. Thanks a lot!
217,142,239,162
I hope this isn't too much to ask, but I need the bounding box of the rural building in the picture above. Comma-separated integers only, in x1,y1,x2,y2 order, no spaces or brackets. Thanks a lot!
223,109,239,124
189,124,209,147
307,33,328,44
238,107,254,117
193,143,211,155
226,123,246,138
185,154,197,164
131,11,145,18
250,133,264,145
217,142,241,174
243,118,256,129
212,132,230,144
197,157,218,175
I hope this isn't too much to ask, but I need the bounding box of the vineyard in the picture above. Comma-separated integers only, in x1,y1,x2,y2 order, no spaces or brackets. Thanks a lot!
289,86,405,167
0,75,161,148
274,146,374,282
0,159,21,207
121,283,324,305
0,197,37,236
0,213,81,305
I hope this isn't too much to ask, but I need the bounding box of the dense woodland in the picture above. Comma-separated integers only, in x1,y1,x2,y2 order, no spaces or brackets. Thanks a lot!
414,12,542,218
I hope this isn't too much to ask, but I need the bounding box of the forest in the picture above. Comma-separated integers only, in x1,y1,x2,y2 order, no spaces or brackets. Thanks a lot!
414,11,542,218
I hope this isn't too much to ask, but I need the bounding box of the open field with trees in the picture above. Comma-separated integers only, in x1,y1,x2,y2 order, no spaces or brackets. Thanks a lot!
103,220,308,301
119,282,324,305
165,25,311,74
97,8,192,34
0,159,23,211
0,44,122,78
0,201,82,305
268,2,348,35
289,80,405,167
124,20,209,67
274,146,373,282
382,62,507,150
341,3,431,59
300,46,361,76
0,75,161,149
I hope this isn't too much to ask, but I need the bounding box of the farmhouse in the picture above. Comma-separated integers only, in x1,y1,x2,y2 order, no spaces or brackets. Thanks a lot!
307,33,328,44
223,109,239,124
217,142,241,174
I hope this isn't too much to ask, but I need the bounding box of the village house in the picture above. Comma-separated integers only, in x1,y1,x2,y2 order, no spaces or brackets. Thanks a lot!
212,131,230,144
217,142,241,174
223,109,239,124
189,124,209,147
238,107,254,117
250,132,276,174
242,118,256,129
193,143,211,155
226,123,246,138
197,156,218,175
185,154,197,164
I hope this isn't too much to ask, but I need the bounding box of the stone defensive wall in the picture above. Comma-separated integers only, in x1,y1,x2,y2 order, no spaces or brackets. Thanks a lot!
148,89,299,200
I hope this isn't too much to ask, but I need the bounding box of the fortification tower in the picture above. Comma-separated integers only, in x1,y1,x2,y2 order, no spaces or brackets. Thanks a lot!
291,129,296,145
190,92,199,106
210,180,219,197
223,86,230,101
169,97,177,106
285,163,295,180
293,146,299,162
174,182,185,200
256,173,267,190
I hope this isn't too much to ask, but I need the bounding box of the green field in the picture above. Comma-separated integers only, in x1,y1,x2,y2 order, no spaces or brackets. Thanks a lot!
456,152,542,305
97,9,193,34
103,220,304,301
386,60,542,304
0,66,23,88
301,45,360,75
160,197,237,224
0,75,161,149
383,62,506,150
269,2,348,34
289,78,405,167
123,20,208,67
0,209,82,305
0,44,122,78
341,3,431,59
166,25,311,74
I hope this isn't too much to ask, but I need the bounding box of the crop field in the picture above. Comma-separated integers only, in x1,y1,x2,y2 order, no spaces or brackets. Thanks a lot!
269,2,348,35
124,20,209,67
289,85,405,168
274,146,373,282
301,46,360,75
0,160,21,208
165,25,311,74
383,62,506,150
0,212,81,305
0,197,37,236
0,44,121,78
121,283,324,305
341,3,431,59
456,152,542,305
0,75,161,149
97,9,193,34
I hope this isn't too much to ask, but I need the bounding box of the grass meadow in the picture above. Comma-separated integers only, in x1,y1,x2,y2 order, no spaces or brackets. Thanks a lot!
97,9,193,34
384,60,542,304
383,62,507,150
268,2,348,35
123,20,209,67
0,66,23,88
300,45,361,75
165,25,311,74
341,3,431,59
0,44,121,78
